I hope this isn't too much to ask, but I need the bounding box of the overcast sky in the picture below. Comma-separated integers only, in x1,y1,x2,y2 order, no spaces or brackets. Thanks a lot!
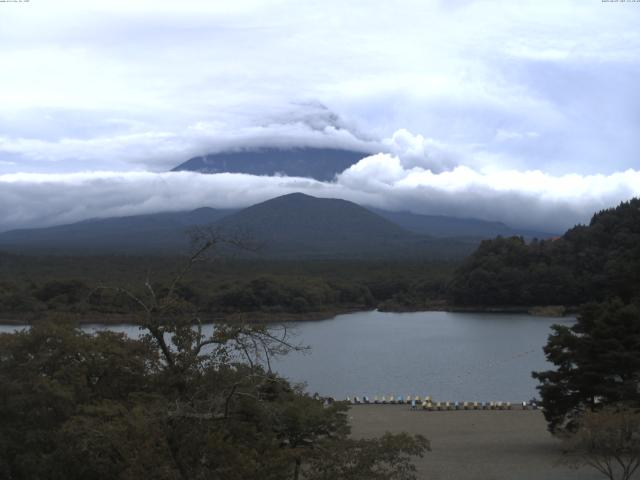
1,0,639,232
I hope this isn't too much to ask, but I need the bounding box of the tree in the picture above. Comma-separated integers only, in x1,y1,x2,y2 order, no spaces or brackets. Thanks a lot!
0,321,158,479
0,232,429,479
305,433,430,480
533,299,640,433
449,198,640,308
562,407,640,480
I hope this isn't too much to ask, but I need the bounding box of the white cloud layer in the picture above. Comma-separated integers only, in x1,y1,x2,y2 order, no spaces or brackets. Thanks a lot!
1,163,638,233
0,0,639,175
0,0,639,231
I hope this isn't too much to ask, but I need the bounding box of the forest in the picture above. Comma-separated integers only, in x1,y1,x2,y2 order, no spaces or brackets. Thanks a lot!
449,199,640,308
2,199,639,325
0,256,454,323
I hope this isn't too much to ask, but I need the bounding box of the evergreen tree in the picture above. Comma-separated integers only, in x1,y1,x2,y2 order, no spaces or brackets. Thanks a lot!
533,299,640,433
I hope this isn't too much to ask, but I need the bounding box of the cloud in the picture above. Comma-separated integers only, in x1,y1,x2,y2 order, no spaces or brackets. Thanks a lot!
1,164,639,234
0,122,462,174
494,130,539,142
337,155,640,231
0,0,638,234
0,0,639,176
0,110,381,172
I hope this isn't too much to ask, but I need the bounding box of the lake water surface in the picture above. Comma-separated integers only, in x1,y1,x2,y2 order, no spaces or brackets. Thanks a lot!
0,310,572,402
270,310,572,402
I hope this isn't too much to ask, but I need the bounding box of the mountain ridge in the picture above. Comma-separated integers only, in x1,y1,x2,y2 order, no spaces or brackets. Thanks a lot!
0,193,556,258
370,208,553,240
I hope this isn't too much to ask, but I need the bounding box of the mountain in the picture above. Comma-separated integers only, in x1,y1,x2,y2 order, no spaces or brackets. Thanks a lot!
171,147,369,181
370,208,556,239
212,193,431,258
2,192,559,259
0,208,235,254
0,194,479,259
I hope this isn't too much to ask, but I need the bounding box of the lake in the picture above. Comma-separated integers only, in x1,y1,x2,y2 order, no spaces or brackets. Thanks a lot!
0,310,571,402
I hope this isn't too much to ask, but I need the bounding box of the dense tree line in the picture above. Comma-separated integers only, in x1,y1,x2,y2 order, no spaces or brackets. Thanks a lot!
0,259,453,321
449,198,640,307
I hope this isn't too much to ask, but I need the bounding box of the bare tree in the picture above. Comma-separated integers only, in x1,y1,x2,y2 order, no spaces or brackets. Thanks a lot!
563,406,640,480
94,226,304,379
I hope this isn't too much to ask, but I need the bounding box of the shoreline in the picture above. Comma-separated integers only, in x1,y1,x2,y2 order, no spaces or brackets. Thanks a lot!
0,307,362,326
0,304,575,326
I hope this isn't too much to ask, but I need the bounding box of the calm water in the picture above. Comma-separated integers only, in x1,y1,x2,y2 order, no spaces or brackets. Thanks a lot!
271,310,572,402
0,310,571,402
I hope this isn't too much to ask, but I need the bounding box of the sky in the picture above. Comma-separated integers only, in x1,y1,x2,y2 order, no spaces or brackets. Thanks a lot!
0,0,639,232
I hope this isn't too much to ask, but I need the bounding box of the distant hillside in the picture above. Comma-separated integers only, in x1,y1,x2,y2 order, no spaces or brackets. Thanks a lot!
449,198,640,306
171,147,369,181
370,208,555,239
213,193,433,258
0,208,235,254
0,193,478,259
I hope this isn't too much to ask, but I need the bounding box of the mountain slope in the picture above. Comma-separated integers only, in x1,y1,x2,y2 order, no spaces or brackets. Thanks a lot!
214,193,421,257
0,208,235,254
171,147,369,181
370,208,556,239
211,193,481,259
0,194,479,259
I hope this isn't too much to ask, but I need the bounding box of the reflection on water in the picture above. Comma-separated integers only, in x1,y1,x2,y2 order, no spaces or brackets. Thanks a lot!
0,310,572,402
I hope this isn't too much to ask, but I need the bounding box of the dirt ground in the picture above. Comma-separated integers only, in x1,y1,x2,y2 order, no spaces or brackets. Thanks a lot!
348,405,604,480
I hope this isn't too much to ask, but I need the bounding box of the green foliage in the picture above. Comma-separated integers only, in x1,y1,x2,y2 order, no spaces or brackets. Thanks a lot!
532,300,640,433
212,275,375,313
0,320,429,479
0,322,157,479
33,280,90,304
0,256,454,319
449,198,640,306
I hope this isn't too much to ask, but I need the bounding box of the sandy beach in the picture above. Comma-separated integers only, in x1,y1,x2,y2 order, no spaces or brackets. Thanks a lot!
349,405,603,480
